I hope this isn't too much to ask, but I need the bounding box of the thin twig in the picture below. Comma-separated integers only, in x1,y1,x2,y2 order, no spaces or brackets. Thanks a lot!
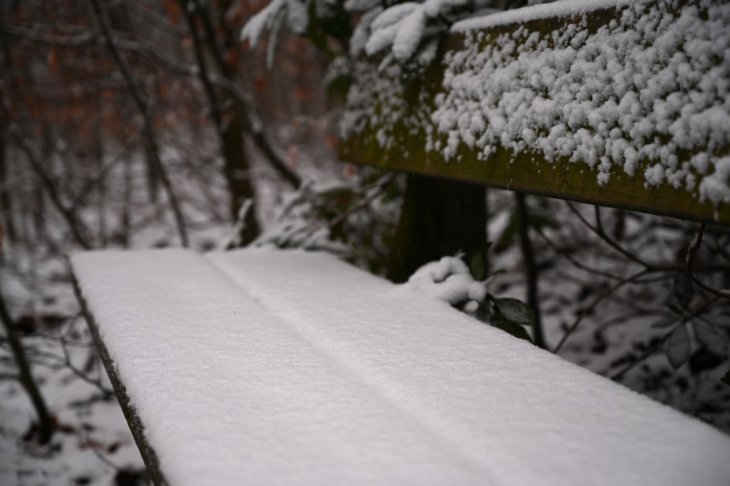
4,122,92,249
327,174,395,229
58,333,113,397
554,269,649,353
610,296,721,380
567,202,659,270
686,223,730,300
610,329,675,382
69,129,141,212
534,225,629,282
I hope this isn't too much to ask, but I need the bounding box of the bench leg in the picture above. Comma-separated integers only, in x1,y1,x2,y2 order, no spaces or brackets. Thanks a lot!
387,173,487,283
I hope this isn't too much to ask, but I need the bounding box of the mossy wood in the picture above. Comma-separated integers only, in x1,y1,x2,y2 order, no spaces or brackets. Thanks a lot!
339,1,730,226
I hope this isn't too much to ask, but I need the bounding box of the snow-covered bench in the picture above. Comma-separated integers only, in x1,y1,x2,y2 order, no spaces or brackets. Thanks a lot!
340,0,730,225
71,249,730,485
70,0,730,484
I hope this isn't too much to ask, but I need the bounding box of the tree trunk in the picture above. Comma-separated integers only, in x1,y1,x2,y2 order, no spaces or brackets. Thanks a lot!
0,29,14,246
178,0,261,243
0,285,54,443
0,111,14,246
387,174,487,283
221,112,259,243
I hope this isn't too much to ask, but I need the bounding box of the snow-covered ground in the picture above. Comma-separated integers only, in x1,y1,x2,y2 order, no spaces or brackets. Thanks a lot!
0,318,146,486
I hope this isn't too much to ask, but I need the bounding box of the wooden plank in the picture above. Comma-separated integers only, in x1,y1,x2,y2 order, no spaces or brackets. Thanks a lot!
72,249,730,485
72,275,168,486
339,0,730,225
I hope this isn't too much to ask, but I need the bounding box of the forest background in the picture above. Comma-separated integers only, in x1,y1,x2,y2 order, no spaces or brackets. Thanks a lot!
1,1,729,485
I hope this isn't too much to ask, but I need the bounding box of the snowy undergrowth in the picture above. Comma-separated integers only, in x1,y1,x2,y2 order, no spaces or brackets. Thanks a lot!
396,191,730,432
0,140,234,485
503,199,730,431
0,318,145,486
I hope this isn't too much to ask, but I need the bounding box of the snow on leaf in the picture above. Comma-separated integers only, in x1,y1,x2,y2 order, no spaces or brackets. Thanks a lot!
403,256,486,305
344,0,380,13
392,8,427,62
350,8,382,57
241,0,286,47
422,0,470,18
365,22,402,56
286,0,309,35
370,3,420,32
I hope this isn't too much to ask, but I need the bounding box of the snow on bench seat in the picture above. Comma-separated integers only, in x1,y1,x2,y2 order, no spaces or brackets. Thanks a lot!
71,249,730,486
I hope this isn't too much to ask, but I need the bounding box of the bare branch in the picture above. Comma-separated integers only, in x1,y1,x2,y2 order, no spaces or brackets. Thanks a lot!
554,269,650,353
89,0,189,247
686,223,730,300
567,203,656,269
4,121,93,249
184,0,301,189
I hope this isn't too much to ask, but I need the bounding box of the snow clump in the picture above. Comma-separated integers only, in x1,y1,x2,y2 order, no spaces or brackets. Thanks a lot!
402,256,486,306
432,0,730,204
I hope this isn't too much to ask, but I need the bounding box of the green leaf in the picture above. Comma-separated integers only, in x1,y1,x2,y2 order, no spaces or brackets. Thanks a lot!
469,251,487,281
493,316,534,343
494,298,536,327
528,210,560,231
696,313,730,329
493,215,517,253
304,3,330,53
665,324,691,369
315,1,351,42
326,74,352,100
650,315,678,329
474,299,533,343
473,300,493,324
671,272,694,311
693,320,729,358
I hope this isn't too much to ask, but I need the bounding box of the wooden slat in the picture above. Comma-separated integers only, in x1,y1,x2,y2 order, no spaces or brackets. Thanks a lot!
72,276,168,486
339,0,730,225
71,249,730,485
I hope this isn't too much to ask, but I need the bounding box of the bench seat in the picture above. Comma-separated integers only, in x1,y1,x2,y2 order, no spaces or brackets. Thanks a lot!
71,249,730,485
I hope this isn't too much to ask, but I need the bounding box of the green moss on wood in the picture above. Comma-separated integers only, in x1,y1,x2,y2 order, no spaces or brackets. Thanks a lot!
339,0,730,226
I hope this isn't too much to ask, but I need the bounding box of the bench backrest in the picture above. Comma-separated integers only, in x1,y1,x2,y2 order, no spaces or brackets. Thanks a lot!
339,0,730,225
